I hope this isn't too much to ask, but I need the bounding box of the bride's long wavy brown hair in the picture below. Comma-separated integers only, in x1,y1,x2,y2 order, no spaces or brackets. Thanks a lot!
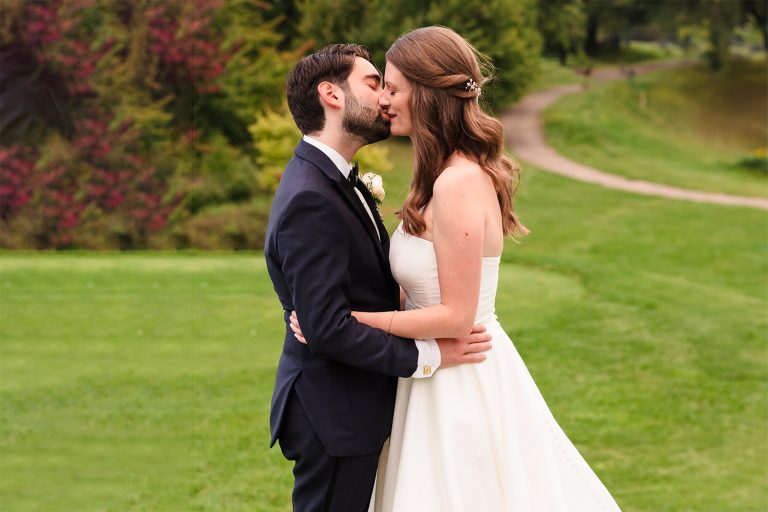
386,26,528,237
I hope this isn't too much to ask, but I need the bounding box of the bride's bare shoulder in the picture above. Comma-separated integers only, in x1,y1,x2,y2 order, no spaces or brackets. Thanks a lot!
434,158,485,193
433,160,488,198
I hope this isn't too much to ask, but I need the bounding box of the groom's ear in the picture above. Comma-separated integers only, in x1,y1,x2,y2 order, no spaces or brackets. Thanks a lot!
317,81,344,110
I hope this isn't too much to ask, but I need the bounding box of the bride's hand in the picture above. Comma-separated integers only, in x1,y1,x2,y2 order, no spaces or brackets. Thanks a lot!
289,311,307,344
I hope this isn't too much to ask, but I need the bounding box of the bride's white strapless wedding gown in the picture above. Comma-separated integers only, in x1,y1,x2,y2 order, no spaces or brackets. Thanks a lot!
369,224,621,512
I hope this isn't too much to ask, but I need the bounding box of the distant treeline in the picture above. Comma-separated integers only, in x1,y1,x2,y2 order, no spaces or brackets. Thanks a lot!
0,0,764,250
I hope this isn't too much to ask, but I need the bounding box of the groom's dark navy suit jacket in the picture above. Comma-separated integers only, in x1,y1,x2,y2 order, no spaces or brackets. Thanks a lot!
264,140,419,458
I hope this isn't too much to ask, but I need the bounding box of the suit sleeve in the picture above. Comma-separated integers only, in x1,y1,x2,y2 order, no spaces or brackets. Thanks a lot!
277,190,418,377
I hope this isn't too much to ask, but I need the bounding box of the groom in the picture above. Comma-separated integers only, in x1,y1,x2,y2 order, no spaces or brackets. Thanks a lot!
264,44,491,511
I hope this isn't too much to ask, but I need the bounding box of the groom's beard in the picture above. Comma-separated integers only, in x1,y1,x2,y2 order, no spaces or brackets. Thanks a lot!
342,94,391,144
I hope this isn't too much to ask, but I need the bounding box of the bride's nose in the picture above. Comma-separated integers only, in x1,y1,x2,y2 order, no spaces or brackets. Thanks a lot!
378,91,390,108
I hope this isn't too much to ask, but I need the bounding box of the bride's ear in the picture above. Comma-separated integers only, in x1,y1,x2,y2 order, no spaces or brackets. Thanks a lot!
317,81,343,110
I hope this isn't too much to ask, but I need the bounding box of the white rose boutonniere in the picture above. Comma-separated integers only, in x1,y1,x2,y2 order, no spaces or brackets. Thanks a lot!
361,172,385,205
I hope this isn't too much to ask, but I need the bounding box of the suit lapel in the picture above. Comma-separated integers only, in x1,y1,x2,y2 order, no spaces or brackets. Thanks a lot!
338,179,386,262
354,180,399,297
294,141,387,266
354,181,388,244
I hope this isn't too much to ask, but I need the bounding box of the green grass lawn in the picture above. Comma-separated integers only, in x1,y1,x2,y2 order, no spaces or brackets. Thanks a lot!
542,58,768,198
509,169,767,511
0,254,294,511
531,57,587,91
2,63,767,510
531,42,692,92
1,162,765,510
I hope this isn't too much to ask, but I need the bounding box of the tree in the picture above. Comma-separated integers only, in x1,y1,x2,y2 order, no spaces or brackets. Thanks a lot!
538,0,586,65
693,0,743,70
580,0,760,70
742,0,767,50
583,0,660,56
296,0,542,110
422,0,542,109
0,0,292,249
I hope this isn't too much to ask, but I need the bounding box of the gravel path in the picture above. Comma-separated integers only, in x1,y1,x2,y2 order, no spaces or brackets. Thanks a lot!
500,61,768,210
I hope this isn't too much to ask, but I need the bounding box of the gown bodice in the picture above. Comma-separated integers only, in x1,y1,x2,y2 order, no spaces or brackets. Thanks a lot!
389,223,501,325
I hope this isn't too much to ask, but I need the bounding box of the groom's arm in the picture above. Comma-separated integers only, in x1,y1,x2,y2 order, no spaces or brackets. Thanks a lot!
277,190,418,377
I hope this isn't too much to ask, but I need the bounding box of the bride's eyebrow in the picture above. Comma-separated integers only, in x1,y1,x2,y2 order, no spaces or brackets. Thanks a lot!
384,81,396,89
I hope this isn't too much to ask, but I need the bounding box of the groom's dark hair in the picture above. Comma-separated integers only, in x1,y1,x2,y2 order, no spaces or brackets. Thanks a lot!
286,43,374,134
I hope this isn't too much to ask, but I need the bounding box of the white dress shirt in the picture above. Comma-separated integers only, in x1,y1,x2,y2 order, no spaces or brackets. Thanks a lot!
302,135,440,378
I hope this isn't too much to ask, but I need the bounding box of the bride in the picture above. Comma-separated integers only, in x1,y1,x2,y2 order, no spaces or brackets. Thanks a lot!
295,26,621,511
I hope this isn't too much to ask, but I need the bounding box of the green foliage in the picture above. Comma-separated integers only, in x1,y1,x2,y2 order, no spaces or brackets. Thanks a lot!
356,143,394,176
296,0,542,110
175,134,260,216
737,148,768,174
538,0,586,65
250,109,302,192
4,0,764,250
297,0,375,52
0,0,298,249
701,0,744,71
578,0,763,71
168,199,273,250
211,0,303,126
421,0,542,109
249,108,394,193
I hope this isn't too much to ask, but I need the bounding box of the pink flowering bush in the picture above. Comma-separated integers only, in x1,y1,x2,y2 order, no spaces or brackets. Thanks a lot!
0,0,292,249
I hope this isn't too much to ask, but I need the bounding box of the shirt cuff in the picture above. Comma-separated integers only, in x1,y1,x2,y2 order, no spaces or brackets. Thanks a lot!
412,338,441,378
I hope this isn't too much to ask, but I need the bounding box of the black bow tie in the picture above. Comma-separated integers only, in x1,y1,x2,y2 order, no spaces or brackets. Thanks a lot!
347,161,359,187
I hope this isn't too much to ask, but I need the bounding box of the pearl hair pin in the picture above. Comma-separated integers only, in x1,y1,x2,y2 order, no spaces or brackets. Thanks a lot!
465,78,480,93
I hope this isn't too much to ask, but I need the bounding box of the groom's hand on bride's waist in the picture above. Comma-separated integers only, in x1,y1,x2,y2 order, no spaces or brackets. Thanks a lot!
437,324,492,369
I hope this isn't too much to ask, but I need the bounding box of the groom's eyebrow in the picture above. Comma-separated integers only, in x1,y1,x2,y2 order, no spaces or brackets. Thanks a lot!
364,74,381,87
